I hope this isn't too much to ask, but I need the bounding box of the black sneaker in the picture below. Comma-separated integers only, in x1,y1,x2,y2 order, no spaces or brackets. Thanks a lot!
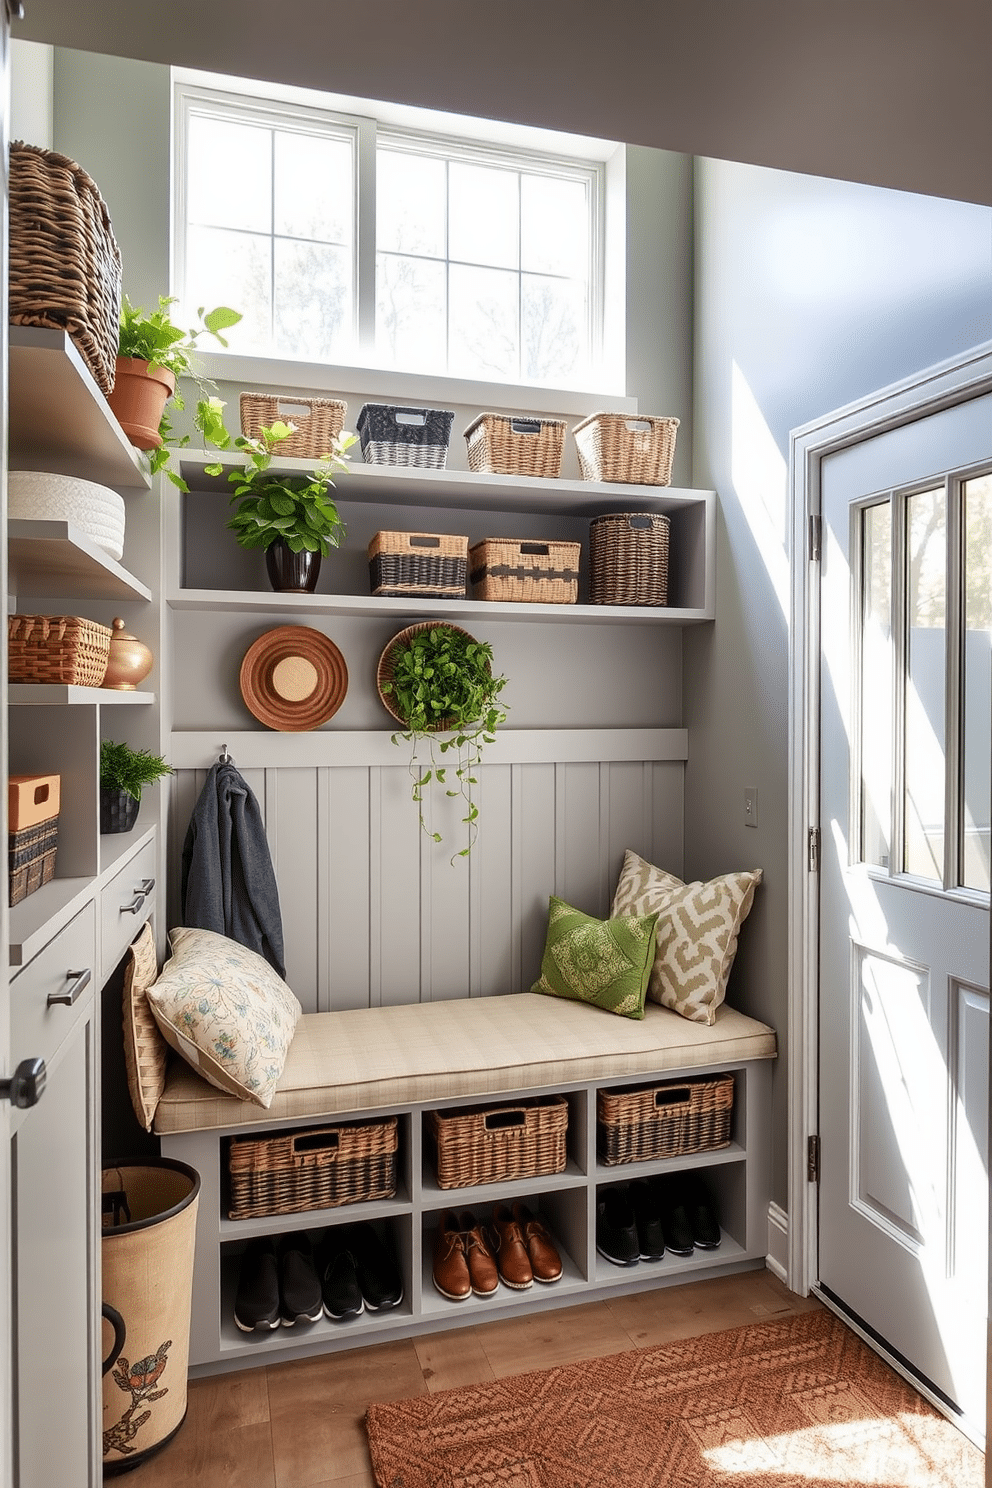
317,1236,364,1321
682,1173,722,1249
596,1188,639,1266
658,1178,695,1256
629,1177,666,1261
277,1231,323,1326
234,1237,280,1332
347,1222,404,1311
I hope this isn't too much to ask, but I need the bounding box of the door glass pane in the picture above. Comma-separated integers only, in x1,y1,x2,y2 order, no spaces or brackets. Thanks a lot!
905,487,946,879
861,502,892,867
962,474,992,891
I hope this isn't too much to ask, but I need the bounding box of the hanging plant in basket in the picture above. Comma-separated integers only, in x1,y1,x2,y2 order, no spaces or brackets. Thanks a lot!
376,622,508,860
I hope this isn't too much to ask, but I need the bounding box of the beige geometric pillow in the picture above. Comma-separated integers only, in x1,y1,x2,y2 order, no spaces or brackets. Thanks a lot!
122,921,170,1132
610,850,762,1024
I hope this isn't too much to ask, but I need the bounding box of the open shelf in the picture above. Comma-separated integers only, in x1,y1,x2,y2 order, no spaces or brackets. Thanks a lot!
9,520,153,603
9,686,155,707
8,876,93,969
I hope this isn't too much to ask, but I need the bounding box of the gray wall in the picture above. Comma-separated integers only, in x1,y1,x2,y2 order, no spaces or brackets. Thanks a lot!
688,157,992,1203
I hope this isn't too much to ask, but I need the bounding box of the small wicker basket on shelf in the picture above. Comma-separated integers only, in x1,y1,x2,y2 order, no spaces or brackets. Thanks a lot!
8,614,112,687
368,531,469,599
469,537,580,604
226,1116,399,1220
572,413,679,486
588,512,670,606
239,393,348,457
464,414,566,478
427,1095,568,1189
597,1073,734,1165
8,818,59,907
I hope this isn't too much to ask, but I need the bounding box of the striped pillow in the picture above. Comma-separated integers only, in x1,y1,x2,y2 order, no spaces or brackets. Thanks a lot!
610,851,761,1024
122,921,169,1131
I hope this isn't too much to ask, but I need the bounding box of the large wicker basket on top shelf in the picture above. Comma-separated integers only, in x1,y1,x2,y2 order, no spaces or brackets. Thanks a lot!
597,1073,734,1165
464,413,566,478
9,141,122,397
573,413,679,486
239,393,348,457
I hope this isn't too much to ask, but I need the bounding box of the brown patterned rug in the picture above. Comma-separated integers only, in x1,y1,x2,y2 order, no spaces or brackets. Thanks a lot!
366,1309,982,1488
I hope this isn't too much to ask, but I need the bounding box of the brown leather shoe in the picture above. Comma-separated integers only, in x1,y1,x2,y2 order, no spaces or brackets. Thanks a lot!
458,1210,499,1296
513,1202,563,1283
490,1203,533,1289
433,1210,471,1300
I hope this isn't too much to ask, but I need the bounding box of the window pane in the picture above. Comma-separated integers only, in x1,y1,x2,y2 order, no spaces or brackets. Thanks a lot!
375,253,446,373
962,474,992,892
187,114,271,233
522,273,585,383
521,175,588,276
449,162,518,270
377,150,446,257
861,502,892,868
274,240,353,361
904,487,946,880
186,225,272,352
274,131,353,245
448,264,518,379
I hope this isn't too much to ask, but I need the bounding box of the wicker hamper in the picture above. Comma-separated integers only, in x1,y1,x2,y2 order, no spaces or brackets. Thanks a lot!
464,413,566,478
572,413,679,487
369,531,469,598
9,141,122,397
8,614,112,687
226,1116,399,1220
597,1073,734,1165
357,404,455,468
588,512,670,606
469,537,580,604
240,393,348,456
8,817,58,907
427,1095,568,1189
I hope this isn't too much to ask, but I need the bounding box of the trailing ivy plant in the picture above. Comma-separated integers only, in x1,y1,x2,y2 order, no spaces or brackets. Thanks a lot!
99,740,173,802
117,294,242,490
379,623,508,860
226,419,356,555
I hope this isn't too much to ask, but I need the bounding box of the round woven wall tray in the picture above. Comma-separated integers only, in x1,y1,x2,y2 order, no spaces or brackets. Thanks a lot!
239,626,348,731
375,621,479,731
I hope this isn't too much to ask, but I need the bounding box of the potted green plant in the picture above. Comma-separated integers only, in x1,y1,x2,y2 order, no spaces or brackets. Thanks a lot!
108,295,242,490
100,740,173,834
376,622,508,859
226,419,356,592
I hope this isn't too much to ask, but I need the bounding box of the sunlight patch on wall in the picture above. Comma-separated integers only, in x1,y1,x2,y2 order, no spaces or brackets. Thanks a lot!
730,361,788,620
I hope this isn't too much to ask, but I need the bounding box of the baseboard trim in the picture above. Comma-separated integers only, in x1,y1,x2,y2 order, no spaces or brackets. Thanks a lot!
766,1201,789,1284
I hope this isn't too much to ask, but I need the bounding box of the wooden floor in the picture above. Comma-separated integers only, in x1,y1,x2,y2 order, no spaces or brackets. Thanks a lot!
125,1269,821,1488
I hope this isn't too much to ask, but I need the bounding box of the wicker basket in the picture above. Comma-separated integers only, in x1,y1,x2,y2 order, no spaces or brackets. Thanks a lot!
597,1073,734,1165
369,532,469,598
376,621,480,729
469,537,580,604
226,1116,398,1220
239,393,348,457
8,614,112,687
8,818,58,907
572,413,679,486
589,512,670,606
464,414,566,478
427,1095,568,1189
357,404,455,468
9,141,122,397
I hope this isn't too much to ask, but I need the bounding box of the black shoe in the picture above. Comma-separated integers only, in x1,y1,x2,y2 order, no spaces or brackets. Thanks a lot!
234,1237,280,1332
347,1222,404,1311
277,1231,323,1326
682,1173,722,1249
596,1188,639,1266
658,1178,695,1256
316,1237,364,1321
629,1177,666,1261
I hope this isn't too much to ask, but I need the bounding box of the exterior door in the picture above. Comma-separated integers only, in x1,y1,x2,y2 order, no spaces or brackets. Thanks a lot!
1,4,13,1479
817,389,991,1433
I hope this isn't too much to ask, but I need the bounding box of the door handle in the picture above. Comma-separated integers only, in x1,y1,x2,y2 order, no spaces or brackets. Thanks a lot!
122,877,155,915
47,967,91,1007
0,1057,46,1107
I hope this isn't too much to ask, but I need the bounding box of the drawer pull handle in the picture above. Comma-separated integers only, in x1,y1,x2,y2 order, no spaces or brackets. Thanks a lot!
122,878,156,915
48,967,91,1007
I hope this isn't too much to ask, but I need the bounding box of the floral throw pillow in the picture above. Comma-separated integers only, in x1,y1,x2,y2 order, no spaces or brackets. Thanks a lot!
610,850,762,1025
145,927,302,1107
531,896,658,1020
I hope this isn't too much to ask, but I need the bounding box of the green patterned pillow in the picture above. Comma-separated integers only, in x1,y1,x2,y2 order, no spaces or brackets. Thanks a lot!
531,897,658,1020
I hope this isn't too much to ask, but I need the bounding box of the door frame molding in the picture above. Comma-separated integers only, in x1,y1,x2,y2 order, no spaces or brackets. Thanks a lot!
787,339,992,1295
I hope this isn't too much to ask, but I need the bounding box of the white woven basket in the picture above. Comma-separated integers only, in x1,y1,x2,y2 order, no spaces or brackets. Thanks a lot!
9,470,126,560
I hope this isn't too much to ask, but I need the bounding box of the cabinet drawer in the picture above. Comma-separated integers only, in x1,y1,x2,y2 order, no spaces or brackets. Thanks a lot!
101,835,158,980
11,899,96,1069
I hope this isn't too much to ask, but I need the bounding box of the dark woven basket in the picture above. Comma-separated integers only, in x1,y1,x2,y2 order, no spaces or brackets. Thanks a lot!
597,1073,734,1165
427,1095,568,1188
588,512,670,606
8,818,58,906
368,531,469,598
9,141,122,396
227,1116,399,1219
357,404,454,468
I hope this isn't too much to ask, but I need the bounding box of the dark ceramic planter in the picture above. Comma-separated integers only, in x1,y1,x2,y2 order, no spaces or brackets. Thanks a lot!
265,540,321,593
100,788,140,835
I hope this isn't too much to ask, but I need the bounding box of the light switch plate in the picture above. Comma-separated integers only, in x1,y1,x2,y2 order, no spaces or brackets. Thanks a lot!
744,787,758,827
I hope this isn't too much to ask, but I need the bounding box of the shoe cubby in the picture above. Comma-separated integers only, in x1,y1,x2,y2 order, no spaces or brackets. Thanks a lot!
592,1160,750,1288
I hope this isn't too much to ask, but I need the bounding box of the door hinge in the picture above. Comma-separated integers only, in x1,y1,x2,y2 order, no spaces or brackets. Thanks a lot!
808,513,821,562
807,1134,820,1183
808,826,820,872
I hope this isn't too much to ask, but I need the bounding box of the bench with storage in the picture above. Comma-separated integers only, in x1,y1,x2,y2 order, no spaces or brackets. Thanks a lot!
154,991,777,1375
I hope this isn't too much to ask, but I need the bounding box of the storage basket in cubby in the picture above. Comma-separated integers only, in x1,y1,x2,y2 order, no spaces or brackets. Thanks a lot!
368,531,469,598
357,403,455,468
588,511,670,606
427,1094,568,1189
573,413,679,486
596,1073,734,1165
226,1116,398,1219
464,413,566,478
239,393,348,457
8,817,58,907
469,537,580,604
8,614,112,687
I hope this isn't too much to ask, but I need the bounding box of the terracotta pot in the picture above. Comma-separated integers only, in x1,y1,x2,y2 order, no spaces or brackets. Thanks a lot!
107,357,176,451
103,617,154,691
265,539,321,593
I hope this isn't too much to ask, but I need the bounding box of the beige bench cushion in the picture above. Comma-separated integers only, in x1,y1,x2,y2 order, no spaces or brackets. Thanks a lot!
154,992,776,1135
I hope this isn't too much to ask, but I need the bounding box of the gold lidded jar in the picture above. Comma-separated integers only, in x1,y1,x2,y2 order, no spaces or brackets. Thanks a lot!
103,617,154,691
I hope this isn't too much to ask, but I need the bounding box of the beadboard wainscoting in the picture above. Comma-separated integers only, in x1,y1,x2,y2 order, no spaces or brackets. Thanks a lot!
167,729,686,1012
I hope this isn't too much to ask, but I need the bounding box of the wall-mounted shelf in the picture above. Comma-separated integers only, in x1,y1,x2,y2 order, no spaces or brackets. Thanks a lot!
9,686,155,707
9,520,153,603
